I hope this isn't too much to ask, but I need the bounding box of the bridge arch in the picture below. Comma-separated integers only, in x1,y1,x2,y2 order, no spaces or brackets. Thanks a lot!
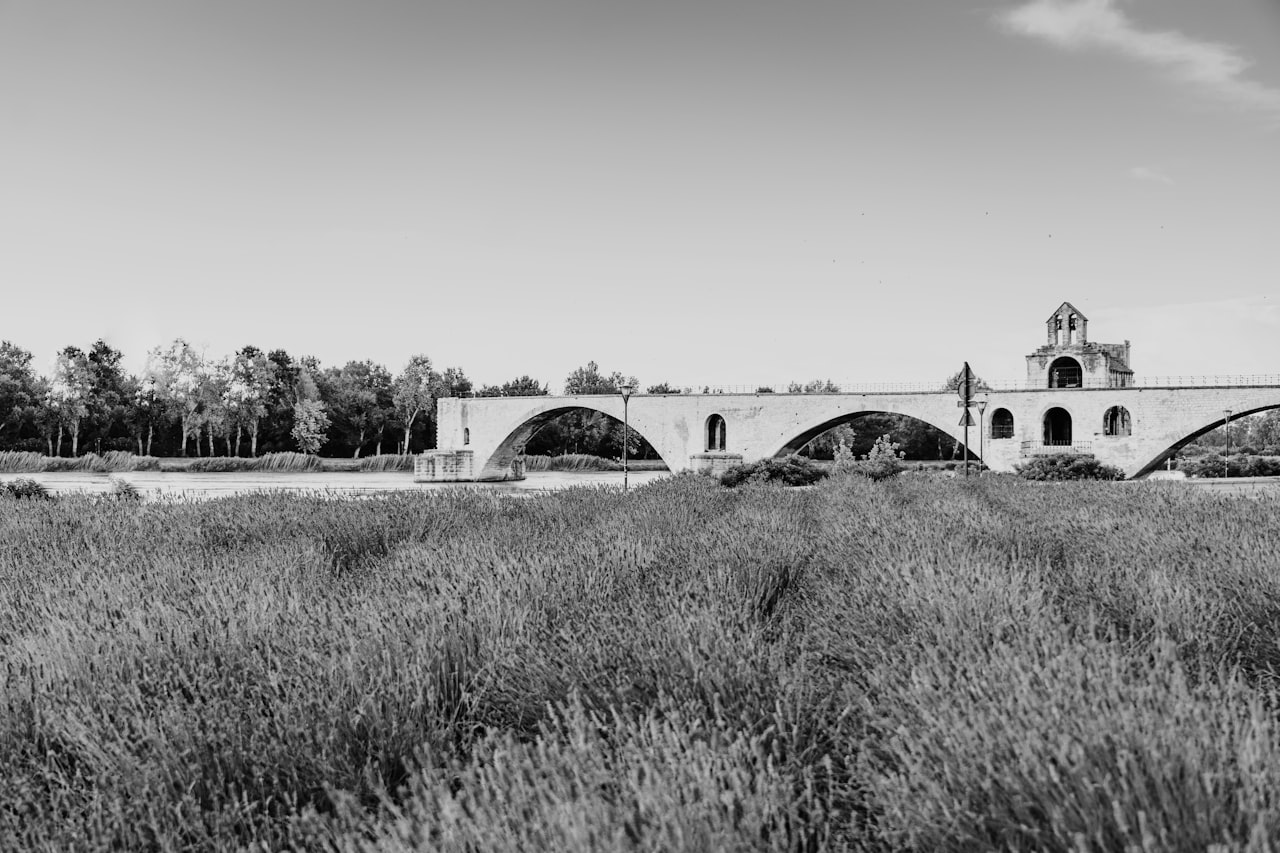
1132,403,1280,479
476,403,676,480
771,409,973,462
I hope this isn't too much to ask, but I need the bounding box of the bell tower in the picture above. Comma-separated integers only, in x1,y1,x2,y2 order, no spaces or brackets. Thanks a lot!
1027,301,1133,388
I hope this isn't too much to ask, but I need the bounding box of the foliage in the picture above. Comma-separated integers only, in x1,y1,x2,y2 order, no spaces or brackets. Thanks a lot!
391,355,438,454
108,477,142,501
645,382,680,394
786,378,840,393
941,365,992,393
834,434,906,481
1180,453,1280,479
357,454,417,472
6,479,1280,849
719,454,828,487
1015,453,1126,481
1,476,51,500
291,399,331,455
522,453,622,472
563,361,636,396
475,375,549,398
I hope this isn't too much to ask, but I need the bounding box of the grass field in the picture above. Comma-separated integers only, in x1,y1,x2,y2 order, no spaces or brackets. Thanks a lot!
3,476,1280,851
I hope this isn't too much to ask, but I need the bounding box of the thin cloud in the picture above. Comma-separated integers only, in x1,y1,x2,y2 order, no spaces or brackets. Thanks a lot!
1129,165,1174,185
995,0,1280,118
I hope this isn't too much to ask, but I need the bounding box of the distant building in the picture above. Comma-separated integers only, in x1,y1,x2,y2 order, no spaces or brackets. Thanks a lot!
1025,301,1133,389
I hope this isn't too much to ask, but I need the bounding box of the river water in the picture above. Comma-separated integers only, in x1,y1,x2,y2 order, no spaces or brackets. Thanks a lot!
0,470,673,500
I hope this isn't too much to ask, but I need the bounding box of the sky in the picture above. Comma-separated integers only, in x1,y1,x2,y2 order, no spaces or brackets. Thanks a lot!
1,0,1277,392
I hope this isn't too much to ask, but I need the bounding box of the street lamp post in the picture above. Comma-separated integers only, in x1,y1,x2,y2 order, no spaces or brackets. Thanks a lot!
977,397,989,476
620,383,636,491
1224,409,1232,479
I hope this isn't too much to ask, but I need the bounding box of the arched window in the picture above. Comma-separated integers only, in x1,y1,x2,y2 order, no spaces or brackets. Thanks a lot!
1048,356,1083,388
1043,407,1072,446
463,427,471,445
1103,406,1131,437
705,414,726,451
990,408,1015,440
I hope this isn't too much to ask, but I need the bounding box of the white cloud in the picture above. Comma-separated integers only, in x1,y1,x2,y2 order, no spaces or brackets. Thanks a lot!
1129,165,1174,185
995,0,1280,118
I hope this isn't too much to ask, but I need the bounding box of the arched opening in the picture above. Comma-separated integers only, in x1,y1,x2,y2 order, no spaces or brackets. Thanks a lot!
774,411,970,462
1131,404,1280,479
1048,357,1083,389
463,427,471,445
1102,406,1131,437
478,405,672,480
990,408,1015,440
1043,407,1072,446
705,414,726,451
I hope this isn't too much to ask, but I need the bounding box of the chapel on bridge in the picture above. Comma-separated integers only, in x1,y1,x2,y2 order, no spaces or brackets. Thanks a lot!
1025,302,1133,389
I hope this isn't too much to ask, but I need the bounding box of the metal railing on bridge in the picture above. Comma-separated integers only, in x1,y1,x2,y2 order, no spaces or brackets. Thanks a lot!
1021,441,1094,457
635,375,1280,396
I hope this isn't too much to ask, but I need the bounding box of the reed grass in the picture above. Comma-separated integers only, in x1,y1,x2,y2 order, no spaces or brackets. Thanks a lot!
522,453,622,471
0,450,162,473
2,477,1279,850
357,453,416,472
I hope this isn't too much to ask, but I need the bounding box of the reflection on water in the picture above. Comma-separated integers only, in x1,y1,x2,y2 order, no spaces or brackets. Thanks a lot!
0,469,672,500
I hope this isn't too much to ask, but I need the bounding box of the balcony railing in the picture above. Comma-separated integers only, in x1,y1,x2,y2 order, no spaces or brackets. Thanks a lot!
1021,441,1093,457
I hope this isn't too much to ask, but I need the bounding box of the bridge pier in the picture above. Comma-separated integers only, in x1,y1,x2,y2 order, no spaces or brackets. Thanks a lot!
413,449,527,483
690,452,744,476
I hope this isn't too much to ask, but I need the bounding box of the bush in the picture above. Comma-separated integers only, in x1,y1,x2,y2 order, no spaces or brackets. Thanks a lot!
108,477,142,501
719,455,827,487
1181,453,1280,479
2,477,52,500
1015,454,1125,481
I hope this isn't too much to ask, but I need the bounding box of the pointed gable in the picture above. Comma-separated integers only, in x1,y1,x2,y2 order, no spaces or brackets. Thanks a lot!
1046,301,1087,323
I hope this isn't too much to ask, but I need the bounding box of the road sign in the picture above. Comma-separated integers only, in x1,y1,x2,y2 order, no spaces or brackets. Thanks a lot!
956,364,974,400
959,410,975,427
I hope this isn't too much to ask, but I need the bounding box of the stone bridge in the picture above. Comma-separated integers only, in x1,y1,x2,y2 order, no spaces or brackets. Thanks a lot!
424,383,1280,481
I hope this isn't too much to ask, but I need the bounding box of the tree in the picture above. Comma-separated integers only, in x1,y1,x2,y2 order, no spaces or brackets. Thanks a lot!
646,382,680,394
82,340,128,453
0,342,40,449
476,376,548,397
227,347,276,456
291,399,331,455
941,367,991,393
46,347,94,456
392,355,437,454
146,339,206,456
200,360,233,456
324,360,393,457
564,361,637,396
123,374,164,456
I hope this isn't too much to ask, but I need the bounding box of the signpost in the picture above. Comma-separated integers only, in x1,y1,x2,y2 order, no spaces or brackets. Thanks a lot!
956,362,973,477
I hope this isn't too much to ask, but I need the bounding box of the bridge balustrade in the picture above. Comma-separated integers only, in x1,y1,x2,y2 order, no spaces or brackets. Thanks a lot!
1020,441,1094,457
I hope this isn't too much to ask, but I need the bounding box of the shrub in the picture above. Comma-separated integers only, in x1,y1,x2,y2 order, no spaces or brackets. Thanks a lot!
2,477,52,500
719,455,827,487
1015,453,1125,481
832,435,905,481
1181,453,1280,479
108,477,142,501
